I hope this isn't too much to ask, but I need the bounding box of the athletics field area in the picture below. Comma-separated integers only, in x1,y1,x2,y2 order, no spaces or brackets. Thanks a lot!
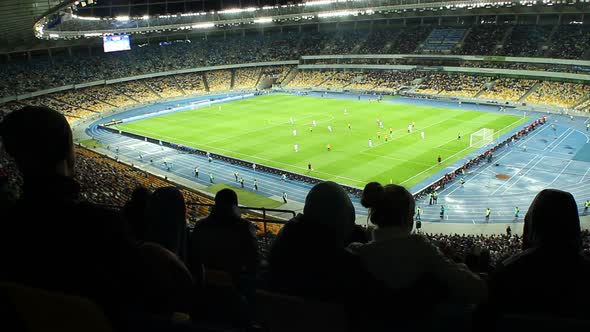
114,94,527,188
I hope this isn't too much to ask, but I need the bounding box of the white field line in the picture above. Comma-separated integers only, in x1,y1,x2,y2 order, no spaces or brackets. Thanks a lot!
491,155,540,195
544,127,571,151
545,160,573,187
500,156,546,195
550,128,575,152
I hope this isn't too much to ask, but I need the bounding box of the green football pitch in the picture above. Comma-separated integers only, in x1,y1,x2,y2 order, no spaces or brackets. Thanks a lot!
115,94,528,188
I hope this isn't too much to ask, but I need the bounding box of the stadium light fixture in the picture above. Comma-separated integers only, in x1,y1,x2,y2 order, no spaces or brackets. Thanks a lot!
72,14,100,20
318,9,374,18
192,23,215,29
305,0,361,6
254,17,273,23
218,7,257,14
142,15,150,20
116,16,130,21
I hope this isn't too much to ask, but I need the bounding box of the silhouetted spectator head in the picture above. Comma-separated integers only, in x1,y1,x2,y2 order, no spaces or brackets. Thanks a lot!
123,186,152,241
523,189,580,250
215,188,238,207
0,106,74,178
303,181,355,246
361,182,415,232
212,188,240,217
145,186,187,260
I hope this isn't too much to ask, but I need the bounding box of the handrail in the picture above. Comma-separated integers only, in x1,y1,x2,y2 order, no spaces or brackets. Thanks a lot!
186,202,293,235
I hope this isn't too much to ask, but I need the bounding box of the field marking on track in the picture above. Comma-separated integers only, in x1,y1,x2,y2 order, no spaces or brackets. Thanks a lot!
152,154,315,197
517,123,550,148
545,160,573,187
544,127,571,151
491,155,540,196
582,167,590,183
515,147,573,158
500,155,546,195
121,147,316,198
442,151,513,196
550,128,575,152
440,177,590,199
574,129,590,143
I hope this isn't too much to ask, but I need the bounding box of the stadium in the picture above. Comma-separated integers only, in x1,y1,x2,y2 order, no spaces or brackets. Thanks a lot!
1,0,590,331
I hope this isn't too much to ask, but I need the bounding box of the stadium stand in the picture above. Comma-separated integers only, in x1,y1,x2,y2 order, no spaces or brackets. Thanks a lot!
420,27,466,53
84,85,137,109
205,70,232,93
286,70,328,89
317,71,358,90
116,81,160,103
458,25,508,55
2,25,590,99
525,81,590,108
174,73,206,96
53,90,113,113
479,78,538,102
233,68,262,90
546,25,590,59
499,25,552,57
145,76,184,99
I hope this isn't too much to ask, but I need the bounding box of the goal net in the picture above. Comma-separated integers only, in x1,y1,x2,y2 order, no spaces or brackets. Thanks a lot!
470,128,495,148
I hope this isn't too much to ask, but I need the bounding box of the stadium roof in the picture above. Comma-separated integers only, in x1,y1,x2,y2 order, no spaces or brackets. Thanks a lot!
0,1,304,51
0,0,61,46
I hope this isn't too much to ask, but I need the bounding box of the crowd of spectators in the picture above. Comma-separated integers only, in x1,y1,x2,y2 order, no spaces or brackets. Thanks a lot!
116,80,160,102
85,85,137,109
479,78,538,101
317,71,358,90
575,97,590,112
3,66,589,128
146,76,184,99
286,70,328,88
233,68,261,90
205,70,232,92
458,25,508,55
499,25,552,57
2,24,590,98
546,25,590,59
525,81,590,108
54,89,112,113
435,75,490,98
175,73,207,95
